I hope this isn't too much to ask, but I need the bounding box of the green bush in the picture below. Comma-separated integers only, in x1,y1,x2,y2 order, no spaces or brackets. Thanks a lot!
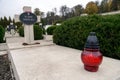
53,14,120,60
34,25,43,40
43,28,46,34
15,22,22,29
18,26,24,37
47,25,57,35
0,25,5,43
18,25,43,40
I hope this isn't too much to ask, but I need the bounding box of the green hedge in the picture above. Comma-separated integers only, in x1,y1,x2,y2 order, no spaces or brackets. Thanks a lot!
18,26,24,37
34,25,43,40
47,25,57,35
43,28,46,34
15,22,22,29
53,14,120,60
18,25,43,40
0,25,5,43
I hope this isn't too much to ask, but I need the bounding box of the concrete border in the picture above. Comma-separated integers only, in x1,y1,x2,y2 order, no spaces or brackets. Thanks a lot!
8,50,20,80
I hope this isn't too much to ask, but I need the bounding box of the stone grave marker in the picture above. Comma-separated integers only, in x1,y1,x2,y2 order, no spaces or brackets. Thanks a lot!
19,6,38,45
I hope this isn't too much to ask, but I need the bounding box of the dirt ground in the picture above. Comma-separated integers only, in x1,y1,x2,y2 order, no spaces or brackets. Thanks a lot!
0,54,13,80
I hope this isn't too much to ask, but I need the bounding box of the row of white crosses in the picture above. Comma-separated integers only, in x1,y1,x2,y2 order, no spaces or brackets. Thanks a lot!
7,23,17,36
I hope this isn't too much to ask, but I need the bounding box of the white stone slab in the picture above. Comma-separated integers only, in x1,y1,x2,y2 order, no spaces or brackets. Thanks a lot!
9,45,120,80
7,40,54,50
0,51,7,55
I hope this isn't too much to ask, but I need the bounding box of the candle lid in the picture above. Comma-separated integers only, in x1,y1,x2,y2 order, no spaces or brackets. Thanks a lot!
85,32,99,49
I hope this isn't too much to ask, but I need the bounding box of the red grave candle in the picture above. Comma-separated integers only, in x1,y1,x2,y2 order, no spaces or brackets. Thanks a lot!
81,32,103,72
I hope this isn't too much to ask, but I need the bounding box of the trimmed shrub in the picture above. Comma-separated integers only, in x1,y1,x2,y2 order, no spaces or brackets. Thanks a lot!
18,26,24,37
18,25,43,40
43,28,46,34
53,14,120,60
47,25,57,35
0,25,5,43
34,25,43,40
15,22,22,29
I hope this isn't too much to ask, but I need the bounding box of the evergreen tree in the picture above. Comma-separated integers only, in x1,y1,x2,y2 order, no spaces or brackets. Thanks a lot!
3,16,9,28
8,16,12,24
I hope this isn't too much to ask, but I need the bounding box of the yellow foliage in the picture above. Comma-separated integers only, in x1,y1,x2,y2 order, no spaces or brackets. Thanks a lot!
85,1,98,15
108,0,112,11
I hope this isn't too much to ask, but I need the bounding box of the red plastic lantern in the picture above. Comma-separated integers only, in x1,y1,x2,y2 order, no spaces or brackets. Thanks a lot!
81,32,103,72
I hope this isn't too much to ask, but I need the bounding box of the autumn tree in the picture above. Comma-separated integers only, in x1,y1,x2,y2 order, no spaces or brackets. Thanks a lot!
66,9,75,18
85,1,98,15
95,0,101,13
34,8,41,16
34,8,45,26
111,0,120,11
99,0,120,12
99,0,109,13
60,5,70,20
99,0,113,12
52,8,57,15
118,0,120,10
40,12,45,18
107,0,112,11
34,8,44,17
46,11,55,24
73,4,84,16
52,8,57,24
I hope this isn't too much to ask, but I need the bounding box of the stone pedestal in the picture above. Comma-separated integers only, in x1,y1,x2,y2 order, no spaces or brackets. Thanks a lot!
24,25,34,44
37,16,41,22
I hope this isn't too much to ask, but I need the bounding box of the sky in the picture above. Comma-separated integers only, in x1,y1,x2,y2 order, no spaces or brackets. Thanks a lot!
0,0,102,18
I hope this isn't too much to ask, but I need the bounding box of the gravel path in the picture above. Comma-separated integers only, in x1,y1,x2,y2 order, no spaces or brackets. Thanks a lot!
0,43,8,51
0,54,13,80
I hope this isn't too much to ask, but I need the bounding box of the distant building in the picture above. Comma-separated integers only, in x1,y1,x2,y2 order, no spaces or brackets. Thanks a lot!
101,10,120,15
14,14,20,23
81,14,88,16
56,23,61,26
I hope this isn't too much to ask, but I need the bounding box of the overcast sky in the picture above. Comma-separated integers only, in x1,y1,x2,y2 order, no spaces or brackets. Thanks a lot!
0,0,101,18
